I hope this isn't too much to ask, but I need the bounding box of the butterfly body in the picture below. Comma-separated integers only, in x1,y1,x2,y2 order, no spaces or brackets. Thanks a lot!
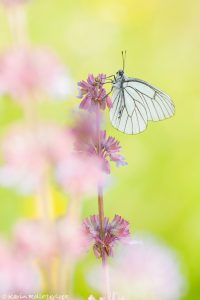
110,70,175,134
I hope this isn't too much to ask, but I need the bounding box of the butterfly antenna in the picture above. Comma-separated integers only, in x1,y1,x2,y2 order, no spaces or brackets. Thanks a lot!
122,50,127,71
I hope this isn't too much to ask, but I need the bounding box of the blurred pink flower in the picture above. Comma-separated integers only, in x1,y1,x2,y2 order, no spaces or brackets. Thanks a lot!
78,74,112,112
0,238,41,294
88,235,186,300
55,217,88,260
56,154,103,198
14,218,88,265
0,123,72,193
10,256,42,294
0,47,71,101
83,215,130,258
14,220,57,263
71,112,96,152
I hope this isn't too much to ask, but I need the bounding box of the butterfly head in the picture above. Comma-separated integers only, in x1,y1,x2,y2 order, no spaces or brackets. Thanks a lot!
116,69,124,78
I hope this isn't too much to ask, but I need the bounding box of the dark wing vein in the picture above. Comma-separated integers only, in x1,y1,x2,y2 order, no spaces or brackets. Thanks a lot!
125,82,174,121
124,87,148,124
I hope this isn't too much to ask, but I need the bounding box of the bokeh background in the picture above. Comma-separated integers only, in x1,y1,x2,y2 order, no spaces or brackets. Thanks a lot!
0,0,199,299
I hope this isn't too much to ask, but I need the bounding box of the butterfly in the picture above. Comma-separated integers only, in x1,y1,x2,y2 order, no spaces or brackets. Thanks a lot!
109,52,175,134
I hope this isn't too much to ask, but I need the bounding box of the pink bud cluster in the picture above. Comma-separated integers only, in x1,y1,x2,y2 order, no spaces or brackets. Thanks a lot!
83,215,130,258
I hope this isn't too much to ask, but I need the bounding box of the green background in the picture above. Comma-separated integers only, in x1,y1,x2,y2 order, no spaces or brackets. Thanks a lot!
0,0,200,298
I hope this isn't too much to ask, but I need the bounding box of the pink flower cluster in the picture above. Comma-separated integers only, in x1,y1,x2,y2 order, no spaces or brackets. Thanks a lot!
110,236,186,300
0,217,90,296
0,119,106,198
0,238,41,295
88,235,186,300
89,130,127,173
83,215,130,258
14,218,87,263
56,154,103,198
0,47,71,101
0,123,72,193
78,74,112,112
0,122,104,197
72,114,127,174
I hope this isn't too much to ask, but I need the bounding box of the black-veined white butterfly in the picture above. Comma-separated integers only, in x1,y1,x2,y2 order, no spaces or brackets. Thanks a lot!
108,52,175,134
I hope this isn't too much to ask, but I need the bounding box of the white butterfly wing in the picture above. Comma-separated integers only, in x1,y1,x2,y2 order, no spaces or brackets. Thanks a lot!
110,78,175,134
123,79,175,121
110,86,148,134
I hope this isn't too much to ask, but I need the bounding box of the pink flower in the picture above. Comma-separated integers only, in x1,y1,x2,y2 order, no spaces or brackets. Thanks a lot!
88,235,186,300
78,74,112,112
56,154,103,198
88,130,127,174
14,220,57,263
0,238,41,294
99,131,127,173
0,47,70,101
83,215,130,258
0,123,72,193
71,112,96,152
71,113,126,173
55,217,88,260
111,236,186,300
14,218,88,264
10,256,42,294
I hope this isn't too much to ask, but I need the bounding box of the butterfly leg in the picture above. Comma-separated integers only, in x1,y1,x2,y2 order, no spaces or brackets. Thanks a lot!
101,86,113,101
105,74,116,84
